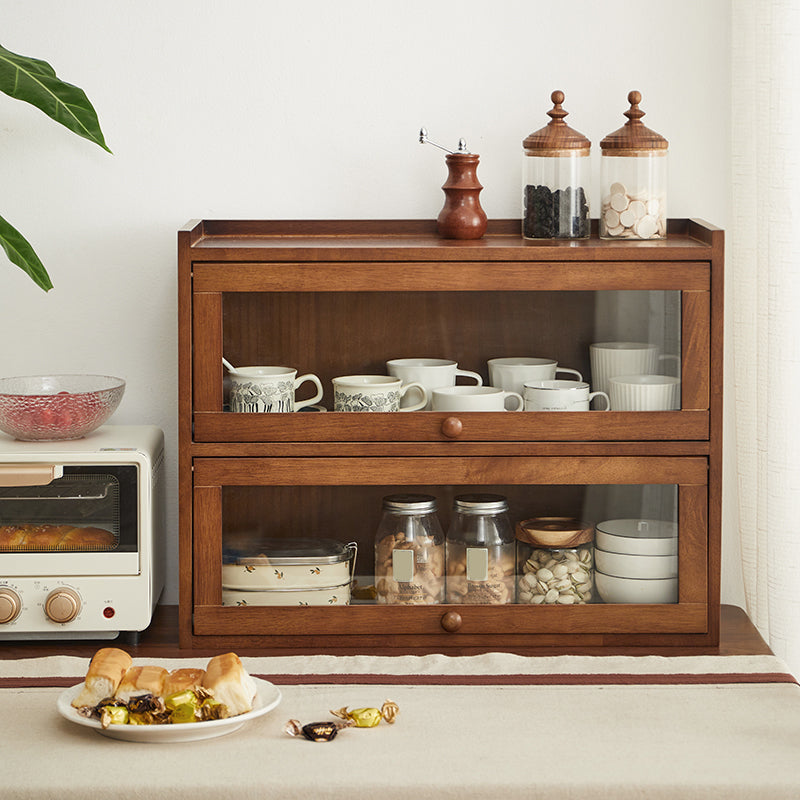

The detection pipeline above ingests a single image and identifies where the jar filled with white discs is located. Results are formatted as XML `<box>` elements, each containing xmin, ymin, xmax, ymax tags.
<box><xmin>516</xmin><ymin>517</ymin><xmax>595</xmax><ymax>605</ymax></box>
<box><xmin>599</xmin><ymin>91</ymin><xmax>668</xmax><ymax>240</ymax></box>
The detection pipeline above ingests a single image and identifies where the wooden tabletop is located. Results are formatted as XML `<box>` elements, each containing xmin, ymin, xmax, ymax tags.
<box><xmin>0</xmin><ymin>604</ymin><xmax>771</xmax><ymax>660</ymax></box>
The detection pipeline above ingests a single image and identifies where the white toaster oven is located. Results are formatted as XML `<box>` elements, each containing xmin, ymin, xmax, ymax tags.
<box><xmin>0</xmin><ymin>425</ymin><xmax>165</xmax><ymax>640</ymax></box>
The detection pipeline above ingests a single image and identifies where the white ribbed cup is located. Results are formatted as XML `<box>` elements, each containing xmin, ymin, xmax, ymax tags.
<box><xmin>589</xmin><ymin>342</ymin><xmax>660</xmax><ymax>395</ymax></box>
<box><xmin>608</xmin><ymin>375</ymin><xmax>681</xmax><ymax>411</ymax></box>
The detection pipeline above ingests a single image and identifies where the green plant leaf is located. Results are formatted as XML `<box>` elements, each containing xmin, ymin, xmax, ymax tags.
<box><xmin>0</xmin><ymin>214</ymin><xmax>53</xmax><ymax>291</ymax></box>
<box><xmin>0</xmin><ymin>43</ymin><xmax>111</xmax><ymax>152</ymax></box>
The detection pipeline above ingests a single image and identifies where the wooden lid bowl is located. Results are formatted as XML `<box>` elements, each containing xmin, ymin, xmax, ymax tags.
<box><xmin>516</xmin><ymin>516</ymin><xmax>594</xmax><ymax>548</ymax></box>
<box><xmin>523</xmin><ymin>90</ymin><xmax>591</xmax><ymax>157</ymax></box>
<box><xmin>600</xmin><ymin>90</ymin><xmax>668</xmax><ymax>153</ymax></box>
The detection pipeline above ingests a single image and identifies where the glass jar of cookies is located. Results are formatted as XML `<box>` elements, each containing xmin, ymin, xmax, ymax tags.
<box><xmin>599</xmin><ymin>91</ymin><xmax>668</xmax><ymax>240</ymax></box>
<box><xmin>516</xmin><ymin>517</ymin><xmax>594</xmax><ymax>604</ymax></box>
<box><xmin>446</xmin><ymin>494</ymin><xmax>515</xmax><ymax>604</ymax></box>
<box><xmin>374</xmin><ymin>494</ymin><xmax>444</xmax><ymax>605</ymax></box>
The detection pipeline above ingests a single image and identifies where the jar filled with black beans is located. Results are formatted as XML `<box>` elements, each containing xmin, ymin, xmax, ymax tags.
<box><xmin>522</xmin><ymin>90</ymin><xmax>591</xmax><ymax>240</ymax></box>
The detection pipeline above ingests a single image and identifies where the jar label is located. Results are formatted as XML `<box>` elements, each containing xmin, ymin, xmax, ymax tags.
<box><xmin>466</xmin><ymin>547</ymin><xmax>489</xmax><ymax>582</ymax></box>
<box><xmin>392</xmin><ymin>549</ymin><xmax>415</xmax><ymax>583</ymax></box>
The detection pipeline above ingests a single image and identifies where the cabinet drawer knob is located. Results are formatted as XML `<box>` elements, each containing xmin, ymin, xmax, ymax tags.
<box><xmin>441</xmin><ymin>416</ymin><xmax>463</xmax><ymax>438</ymax></box>
<box><xmin>441</xmin><ymin>610</ymin><xmax>463</xmax><ymax>632</ymax></box>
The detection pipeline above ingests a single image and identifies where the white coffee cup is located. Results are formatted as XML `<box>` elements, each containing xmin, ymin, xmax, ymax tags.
<box><xmin>589</xmin><ymin>342</ymin><xmax>679</xmax><ymax>396</ymax></box>
<box><xmin>523</xmin><ymin>380</ymin><xmax>610</xmax><ymax>412</ymax></box>
<box><xmin>229</xmin><ymin>366</ymin><xmax>323</xmax><ymax>413</ymax></box>
<box><xmin>431</xmin><ymin>385</ymin><xmax>524</xmax><ymax>412</ymax></box>
<box><xmin>488</xmin><ymin>357</ymin><xmax>582</xmax><ymax>396</ymax></box>
<box><xmin>608</xmin><ymin>374</ymin><xmax>681</xmax><ymax>411</ymax></box>
<box><xmin>386</xmin><ymin>358</ymin><xmax>482</xmax><ymax>410</ymax></box>
<box><xmin>332</xmin><ymin>375</ymin><xmax>428</xmax><ymax>412</ymax></box>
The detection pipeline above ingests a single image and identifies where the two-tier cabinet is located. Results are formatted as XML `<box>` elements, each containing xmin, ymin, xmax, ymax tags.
<box><xmin>178</xmin><ymin>218</ymin><xmax>724</xmax><ymax>653</ymax></box>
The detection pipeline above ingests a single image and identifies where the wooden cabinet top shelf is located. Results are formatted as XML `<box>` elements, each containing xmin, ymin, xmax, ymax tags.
<box><xmin>179</xmin><ymin>218</ymin><xmax>722</xmax><ymax>263</ymax></box>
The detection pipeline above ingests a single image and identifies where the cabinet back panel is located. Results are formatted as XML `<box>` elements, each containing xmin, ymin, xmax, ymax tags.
<box><xmin>223</xmin><ymin>291</ymin><xmax>597</xmax><ymax>386</ymax></box>
<box><xmin>221</xmin><ymin>484</ymin><xmax>678</xmax><ymax>577</ymax></box>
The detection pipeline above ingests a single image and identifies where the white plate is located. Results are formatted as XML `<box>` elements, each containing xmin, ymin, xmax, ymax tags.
<box><xmin>57</xmin><ymin>677</ymin><xmax>281</xmax><ymax>742</ymax></box>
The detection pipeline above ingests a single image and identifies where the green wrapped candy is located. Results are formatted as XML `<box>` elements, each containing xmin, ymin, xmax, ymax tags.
<box><xmin>345</xmin><ymin>707</ymin><xmax>383</xmax><ymax>728</ymax></box>
<box><xmin>100</xmin><ymin>705</ymin><xmax>129</xmax><ymax>728</ymax></box>
<box><xmin>165</xmin><ymin>690</ymin><xmax>200</xmax><ymax>723</ymax></box>
<box><xmin>330</xmin><ymin>700</ymin><xmax>399</xmax><ymax>727</ymax></box>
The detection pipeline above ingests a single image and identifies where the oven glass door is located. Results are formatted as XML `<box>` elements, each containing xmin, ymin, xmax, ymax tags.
<box><xmin>0</xmin><ymin>465</ymin><xmax>139</xmax><ymax>576</ymax></box>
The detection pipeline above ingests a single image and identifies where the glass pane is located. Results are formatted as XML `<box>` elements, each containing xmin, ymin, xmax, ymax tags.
<box><xmin>220</xmin><ymin>483</ymin><xmax>678</xmax><ymax>606</ymax></box>
<box><xmin>221</xmin><ymin>290</ymin><xmax>682</xmax><ymax>412</ymax></box>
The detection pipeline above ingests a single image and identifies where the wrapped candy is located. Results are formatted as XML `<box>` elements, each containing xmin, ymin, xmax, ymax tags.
<box><xmin>99</xmin><ymin>704</ymin><xmax>129</xmax><ymax>728</ymax></box>
<box><xmin>330</xmin><ymin>700</ymin><xmax>399</xmax><ymax>727</ymax></box>
<box><xmin>165</xmin><ymin>690</ymin><xmax>199</xmax><ymax>724</ymax></box>
<box><xmin>284</xmin><ymin>719</ymin><xmax>352</xmax><ymax>742</ymax></box>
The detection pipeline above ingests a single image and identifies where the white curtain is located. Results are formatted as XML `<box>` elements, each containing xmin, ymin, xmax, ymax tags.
<box><xmin>732</xmin><ymin>0</ymin><xmax>800</xmax><ymax>674</ymax></box>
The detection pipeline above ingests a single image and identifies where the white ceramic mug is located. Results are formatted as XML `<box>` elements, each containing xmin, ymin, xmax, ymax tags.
<box><xmin>589</xmin><ymin>342</ymin><xmax>680</xmax><ymax>396</ymax></box>
<box><xmin>431</xmin><ymin>385</ymin><xmax>524</xmax><ymax>412</ymax></box>
<box><xmin>229</xmin><ymin>366</ymin><xmax>323</xmax><ymax>413</ymax></box>
<box><xmin>523</xmin><ymin>380</ymin><xmax>610</xmax><ymax>412</ymax></box>
<box><xmin>386</xmin><ymin>358</ymin><xmax>482</xmax><ymax>410</ymax></box>
<box><xmin>488</xmin><ymin>357</ymin><xmax>582</xmax><ymax>397</ymax></box>
<box><xmin>608</xmin><ymin>374</ymin><xmax>681</xmax><ymax>411</ymax></box>
<box><xmin>332</xmin><ymin>375</ymin><xmax>428</xmax><ymax>412</ymax></box>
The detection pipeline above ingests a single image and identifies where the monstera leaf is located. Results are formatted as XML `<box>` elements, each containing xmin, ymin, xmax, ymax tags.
<box><xmin>0</xmin><ymin>43</ymin><xmax>110</xmax><ymax>290</ymax></box>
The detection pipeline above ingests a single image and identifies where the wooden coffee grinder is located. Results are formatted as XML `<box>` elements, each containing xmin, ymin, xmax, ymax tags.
<box><xmin>419</xmin><ymin>127</ymin><xmax>488</xmax><ymax>240</ymax></box>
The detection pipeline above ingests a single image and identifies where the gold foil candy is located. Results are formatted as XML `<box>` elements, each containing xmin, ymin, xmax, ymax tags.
<box><xmin>381</xmin><ymin>699</ymin><xmax>399</xmax><ymax>724</ymax></box>
<box><xmin>165</xmin><ymin>690</ymin><xmax>200</xmax><ymax>723</ymax></box>
<box><xmin>99</xmin><ymin>705</ymin><xmax>129</xmax><ymax>729</ymax></box>
<box><xmin>331</xmin><ymin>699</ymin><xmax>399</xmax><ymax>727</ymax></box>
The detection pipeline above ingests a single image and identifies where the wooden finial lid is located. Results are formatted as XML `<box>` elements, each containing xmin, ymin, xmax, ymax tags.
<box><xmin>523</xmin><ymin>90</ymin><xmax>591</xmax><ymax>155</ymax></box>
<box><xmin>600</xmin><ymin>90</ymin><xmax>668</xmax><ymax>151</ymax></box>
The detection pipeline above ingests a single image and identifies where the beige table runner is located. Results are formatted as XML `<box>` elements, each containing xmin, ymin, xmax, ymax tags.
<box><xmin>0</xmin><ymin>651</ymin><xmax>796</xmax><ymax>687</ymax></box>
<box><xmin>2</xmin><ymin>677</ymin><xmax>800</xmax><ymax>799</ymax></box>
<box><xmin>1</xmin><ymin>654</ymin><xmax>799</xmax><ymax>799</ymax></box>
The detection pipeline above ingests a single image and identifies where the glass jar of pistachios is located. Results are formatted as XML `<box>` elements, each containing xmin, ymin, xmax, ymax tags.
<box><xmin>516</xmin><ymin>517</ymin><xmax>594</xmax><ymax>604</ymax></box>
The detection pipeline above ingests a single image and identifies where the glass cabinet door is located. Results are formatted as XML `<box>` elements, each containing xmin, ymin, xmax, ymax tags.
<box><xmin>192</xmin><ymin>287</ymin><xmax>708</xmax><ymax>443</ymax></box>
<box><xmin>191</xmin><ymin>455</ymin><xmax>709</xmax><ymax>644</ymax></box>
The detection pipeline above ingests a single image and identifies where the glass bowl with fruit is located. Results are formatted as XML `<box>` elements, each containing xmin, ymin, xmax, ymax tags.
<box><xmin>0</xmin><ymin>374</ymin><xmax>125</xmax><ymax>441</ymax></box>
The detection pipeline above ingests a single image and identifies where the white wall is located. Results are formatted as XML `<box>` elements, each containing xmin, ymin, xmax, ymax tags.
<box><xmin>0</xmin><ymin>0</ymin><xmax>739</xmax><ymax>608</ymax></box>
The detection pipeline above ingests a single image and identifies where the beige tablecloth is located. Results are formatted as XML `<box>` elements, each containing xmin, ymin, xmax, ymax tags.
<box><xmin>1</xmin><ymin>653</ymin><xmax>799</xmax><ymax>799</ymax></box>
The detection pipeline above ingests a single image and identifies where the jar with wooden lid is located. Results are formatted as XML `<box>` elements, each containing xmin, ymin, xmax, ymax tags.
<box><xmin>374</xmin><ymin>494</ymin><xmax>445</xmax><ymax>605</ymax></box>
<box><xmin>516</xmin><ymin>517</ymin><xmax>594</xmax><ymax>604</ymax></box>
<box><xmin>446</xmin><ymin>494</ymin><xmax>515</xmax><ymax>604</ymax></box>
<box><xmin>599</xmin><ymin>90</ymin><xmax>668</xmax><ymax>240</ymax></box>
<box><xmin>522</xmin><ymin>90</ymin><xmax>591</xmax><ymax>240</ymax></box>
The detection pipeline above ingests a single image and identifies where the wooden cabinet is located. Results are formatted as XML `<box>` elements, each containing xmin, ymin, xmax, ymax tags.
<box><xmin>178</xmin><ymin>218</ymin><xmax>724</xmax><ymax>653</ymax></box>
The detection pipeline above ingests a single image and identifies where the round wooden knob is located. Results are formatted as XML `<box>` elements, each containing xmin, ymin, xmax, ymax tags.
<box><xmin>441</xmin><ymin>416</ymin><xmax>463</xmax><ymax>438</ymax></box>
<box><xmin>440</xmin><ymin>610</ymin><xmax>462</xmax><ymax>632</ymax></box>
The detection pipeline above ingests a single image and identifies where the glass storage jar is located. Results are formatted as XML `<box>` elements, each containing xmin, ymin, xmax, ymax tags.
<box><xmin>374</xmin><ymin>494</ymin><xmax>444</xmax><ymax>604</ymax></box>
<box><xmin>446</xmin><ymin>493</ymin><xmax>515</xmax><ymax>604</ymax></box>
<box><xmin>599</xmin><ymin>91</ymin><xmax>668</xmax><ymax>240</ymax></box>
<box><xmin>522</xmin><ymin>90</ymin><xmax>591</xmax><ymax>240</ymax></box>
<box><xmin>516</xmin><ymin>517</ymin><xmax>594</xmax><ymax>604</ymax></box>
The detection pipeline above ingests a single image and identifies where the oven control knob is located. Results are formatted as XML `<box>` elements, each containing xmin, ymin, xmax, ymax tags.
<box><xmin>0</xmin><ymin>588</ymin><xmax>21</xmax><ymax>624</ymax></box>
<box><xmin>44</xmin><ymin>588</ymin><xmax>81</xmax><ymax>623</ymax></box>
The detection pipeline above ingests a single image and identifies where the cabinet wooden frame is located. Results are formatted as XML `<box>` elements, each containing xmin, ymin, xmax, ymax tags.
<box><xmin>178</xmin><ymin>218</ymin><xmax>724</xmax><ymax>653</ymax></box>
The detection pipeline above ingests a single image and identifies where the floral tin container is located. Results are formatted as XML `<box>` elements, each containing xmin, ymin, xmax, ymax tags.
<box><xmin>222</xmin><ymin>538</ymin><xmax>357</xmax><ymax>604</ymax></box>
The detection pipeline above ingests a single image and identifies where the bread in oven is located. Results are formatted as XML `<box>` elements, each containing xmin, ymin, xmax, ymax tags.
<box><xmin>0</xmin><ymin>523</ymin><xmax>115</xmax><ymax>551</ymax></box>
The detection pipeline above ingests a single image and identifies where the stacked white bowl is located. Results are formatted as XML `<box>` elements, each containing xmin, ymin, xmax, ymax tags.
<box><xmin>593</xmin><ymin>519</ymin><xmax>678</xmax><ymax>603</ymax></box>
